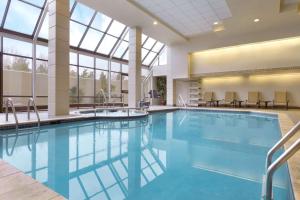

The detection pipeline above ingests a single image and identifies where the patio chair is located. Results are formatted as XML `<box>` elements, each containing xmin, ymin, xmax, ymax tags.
<box><xmin>223</xmin><ymin>91</ymin><xmax>236</xmax><ymax>107</ymax></box>
<box><xmin>245</xmin><ymin>91</ymin><xmax>260</xmax><ymax>107</ymax></box>
<box><xmin>199</xmin><ymin>92</ymin><xmax>214</xmax><ymax>106</ymax></box>
<box><xmin>273</xmin><ymin>91</ymin><xmax>289</xmax><ymax>109</ymax></box>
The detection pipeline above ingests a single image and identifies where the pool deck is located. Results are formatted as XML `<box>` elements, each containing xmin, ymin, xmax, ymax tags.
<box><xmin>0</xmin><ymin>106</ymin><xmax>300</xmax><ymax>199</ymax></box>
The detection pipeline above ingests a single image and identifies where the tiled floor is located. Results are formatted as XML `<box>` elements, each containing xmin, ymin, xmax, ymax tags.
<box><xmin>0</xmin><ymin>106</ymin><xmax>299</xmax><ymax>200</ymax></box>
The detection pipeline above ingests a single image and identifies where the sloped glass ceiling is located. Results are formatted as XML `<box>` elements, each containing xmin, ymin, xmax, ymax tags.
<box><xmin>0</xmin><ymin>0</ymin><xmax>165</xmax><ymax>66</ymax></box>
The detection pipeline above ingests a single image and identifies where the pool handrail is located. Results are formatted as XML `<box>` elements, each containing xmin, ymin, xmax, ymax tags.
<box><xmin>178</xmin><ymin>94</ymin><xmax>187</xmax><ymax>108</ymax></box>
<box><xmin>265</xmin><ymin>121</ymin><xmax>300</xmax><ymax>169</ymax></box>
<box><xmin>5</xmin><ymin>98</ymin><xmax>19</xmax><ymax>130</ymax></box>
<box><xmin>263</xmin><ymin>121</ymin><xmax>300</xmax><ymax>200</ymax></box>
<box><xmin>27</xmin><ymin>98</ymin><xmax>41</xmax><ymax>127</ymax></box>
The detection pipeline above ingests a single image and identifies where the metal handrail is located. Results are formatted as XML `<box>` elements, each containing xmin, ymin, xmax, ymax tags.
<box><xmin>178</xmin><ymin>94</ymin><xmax>187</xmax><ymax>108</ymax></box>
<box><xmin>262</xmin><ymin>121</ymin><xmax>300</xmax><ymax>200</ymax></box>
<box><xmin>99</xmin><ymin>89</ymin><xmax>108</xmax><ymax>107</ymax></box>
<box><xmin>265</xmin><ymin>121</ymin><xmax>300</xmax><ymax>169</ymax></box>
<box><xmin>27</xmin><ymin>98</ymin><xmax>40</xmax><ymax>127</ymax></box>
<box><xmin>5</xmin><ymin>98</ymin><xmax>19</xmax><ymax>130</ymax></box>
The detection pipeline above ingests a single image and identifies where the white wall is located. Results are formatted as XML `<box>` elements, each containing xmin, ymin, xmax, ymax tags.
<box><xmin>190</xmin><ymin>37</ymin><xmax>300</xmax><ymax>76</ymax></box>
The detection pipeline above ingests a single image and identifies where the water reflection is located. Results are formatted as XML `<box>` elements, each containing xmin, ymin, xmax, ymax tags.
<box><xmin>0</xmin><ymin>112</ymin><xmax>291</xmax><ymax>200</ymax></box>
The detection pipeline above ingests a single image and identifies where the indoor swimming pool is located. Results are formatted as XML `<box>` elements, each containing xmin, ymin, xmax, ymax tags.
<box><xmin>0</xmin><ymin>110</ymin><xmax>294</xmax><ymax>200</ymax></box>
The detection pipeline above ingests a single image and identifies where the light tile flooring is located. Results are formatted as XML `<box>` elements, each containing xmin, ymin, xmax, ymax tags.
<box><xmin>0</xmin><ymin>106</ymin><xmax>299</xmax><ymax>200</ymax></box>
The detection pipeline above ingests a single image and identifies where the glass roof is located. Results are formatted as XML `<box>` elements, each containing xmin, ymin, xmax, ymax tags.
<box><xmin>0</xmin><ymin>0</ymin><xmax>165</xmax><ymax>66</ymax></box>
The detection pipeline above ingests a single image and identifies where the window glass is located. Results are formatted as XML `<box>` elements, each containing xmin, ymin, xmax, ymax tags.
<box><xmin>113</xmin><ymin>41</ymin><xmax>128</xmax><ymax>58</ymax></box>
<box><xmin>96</xmin><ymin>58</ymin><xmax>108</xmax><ymax>70</ymax></box>
<box><xmin>107</xmin><ymin>20</ymin><xmax>125</xmax><ymax>37</ymax></box>
<box><xmin>122</xmin><ymin>75</ymin><xmax>128</xmax><ymax>91</ymax></box>
<box><xmin>80</xmin><ymin>28</ymin><xmax>103</xmax><ymax>51</ymax></box>
<box><xmin>111</xmin><ymin>62</ymin><xmax>120</xmax><ymax>72</ymax></box>
<box><xmin>69</xmin><ymin>0</ymin><xmax>75</xmax><ymax>10</ymax></box>
<box><xmin>111</xmin><ymin>72</ymin><xmax>121</xmax><ymax>94</ymax></box>
<box><xmin>143</xmin><ymin>37</ymin><xmax>156</xmax><ymax>50</ymax></box>
<box><xmin>79</xmin><ymin>54</ymin><xmax>94</xmax><ymax>67</ymax></box>
<box><xmin>71</xmin><ymin>3</ymin><xmax>94</xmax><ymax>25</ymax></box>
<box><xmin>142</xmin><ymin>48</ymin><xmax>149</xmax><ymax>60</ymax></box>
<box><xmin>91</xmin><ymin>13</ymin><xmax>112</xmax><ymax>32</ymax></box>
<box><xmin>4</xmin><ymin>37</ymin><xmax>32</xmax><ymax>57</ymax></box>
<box><xmin>38</xmin><ymin>12</ymin><xmax>48</xmax><ymax>39</ymax></box>
<box><xmin>143</xmin><ymin>51</ymin><xmax>157</xmax><ymax>66</ymax></box>
<box><xmin>36</xmin><ymin>45</ymin><xmax>48</xmax><ymax>60</ymax></box>
<box><xmin>36</xmin><ymin>60</ymin><xmax>48</xmax><ymax>105</ymax></box>
<box><xmin>70</xmin><ymin>21</ymin><xmax>87</xmax><ymax>46</ymax></box>
<box><xmin>124</xmin><ymin>32</ymin><xmax>129</xmax><ymax>42</ymax></box>
<box><xmin>25</xmin><ymin>0</ymin><xmax>45</xmax><ymax>7</ymax></box>
<box><xmin>0</xmin><ymin>0</ymin><xmax>8</xmax><ymax>24</ymax></box>
<box><xmin>97</xmin><ymin>34</ymin><xmax>117</xmax><ymax>55</ymax></box>
<box><xmin>4</xmin><ymin>0</ymin><xmax>41</xmax><ymax>35</ymax></box>
<box><xmin>69</xmin><ymin>65</ymin><xmax>78</xmax><ymax>103</ymax></box>
<box><xmin>96</xmin><ymin>70</ymin><xmax>108</xmax><ymax>99</ymax></box>
<box><xmin>142</xmin><ymin>34</ymin><xmax>147</xmax><ymax>44</ymax></box>
<box><xmin>123</xmin><ymin>50</ymin><xmax>129</xmax><ymax>60</ymax></box>
<box><xmin>79</xmin><ymin>67</ymin><xmax>94</xmax><ymax>102</ymax></box>
<box><xmin>70</xmin><ymin>52</ymin><xmax>77</xmax><ymax>65</ymax></box>
<box><xmin>3</xmin><ymin>55</ymin><xmax>32</xmax><ymax>103</ymax></box>
<box><xmin>122</xmin><ymin>64</ymin><xmax>128</xmax><ymax>73</ymax></box>
<box><xmin>142</xmin><ymin>68</ymin><xmax>149</xmax><ymax>78</ymax></box>
<box><xmin>152</xmin><ymin>42</ymin><xmax>164</xmax><ymax>53</ymax></box>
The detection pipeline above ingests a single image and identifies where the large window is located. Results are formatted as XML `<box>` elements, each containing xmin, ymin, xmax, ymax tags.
<box><xmin>0</xmin><ymin>0</ymin><xmax>165</xmax><ymax>109</ymax></box>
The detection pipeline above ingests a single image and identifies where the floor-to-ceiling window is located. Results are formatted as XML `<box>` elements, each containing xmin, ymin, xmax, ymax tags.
<box><xmin>0</xmin><ymin>0</ymin><xmax>165</xmax><ymax>110</ymax></box>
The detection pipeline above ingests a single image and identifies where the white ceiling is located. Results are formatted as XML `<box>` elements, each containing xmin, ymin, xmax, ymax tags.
<box><xmin>131</xmin><ymin>0</ymin><xmax>232</xmax><ymax>37</ymax></box>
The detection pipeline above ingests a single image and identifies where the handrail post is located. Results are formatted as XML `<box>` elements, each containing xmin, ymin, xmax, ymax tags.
<box><xmin>5</xmin><ymin>98</ymin><xmax>19</xmax><ymax>130</ymax></box>
<box><xmin>265</xmin><ymin>121</ymin><xmax>300</xmax><ymax>170</ymax></box>
<box><xmin>27</xmin><ymin>98</ymin><xmax>40</xmax><ymax>127</ymax></box>
<box><xmin>264</xmin><ymin>138</ymin><xmax>300</xmax><ymax>200</ymax></box>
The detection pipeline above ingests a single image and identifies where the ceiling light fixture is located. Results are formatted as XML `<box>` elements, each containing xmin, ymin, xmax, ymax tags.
<box><xmin>254</xmin><ymin>18</ymin><xmax>260</xmax><ymax>22</ymax></box>
<box><xmin>214</xmin><ymin>21</ymin><xmax>219</xmax><ymax>25</ymax></box>
<box><xmin>153</xmin><ymin>21</ymin><xmax>158</xmax><ymax>25</ymax></box>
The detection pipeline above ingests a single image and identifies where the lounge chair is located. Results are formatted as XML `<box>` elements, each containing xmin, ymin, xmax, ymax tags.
<box><xmin>223</xmin><ymin>91</ymin><xmax>236</xmax><ymax>107</ymax></box>
<box><xmin>245</xmin><ymin>91</ymin><xmax>260</xmax><ymax>108</ymax></box>
<box><xmin>273</xmin><ymin>91</ymin><xmax>289</xmax><ymax>109</ymax></box>
<box><xmin>199</xmin><ymin>92</ymin><xmax>214</xmax><ymax>106</ymax></box>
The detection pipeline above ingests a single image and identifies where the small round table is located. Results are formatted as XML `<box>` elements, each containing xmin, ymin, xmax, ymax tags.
<box><xmin>261</xmin><ymin>100</ymin><xmax>272</xmax><ymax>108</ymax></box>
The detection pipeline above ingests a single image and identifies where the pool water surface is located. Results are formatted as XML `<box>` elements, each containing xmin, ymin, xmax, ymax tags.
<box><xmin>0</xmin><ymin>110</ymin><xmax>294</xmax><ymax>200</ymax></box>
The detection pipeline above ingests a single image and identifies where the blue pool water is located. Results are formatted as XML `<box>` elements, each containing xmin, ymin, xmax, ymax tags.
<box><xmin>0</xmin><ymin>110</ymin><xmax>294</xmax><ymax>200</ymax></box>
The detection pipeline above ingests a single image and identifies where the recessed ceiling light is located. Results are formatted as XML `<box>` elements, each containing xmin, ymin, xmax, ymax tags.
<box><xmin>214</xmin><ymin>21</ymin><xmax>219</xmax><ymax>25</ymax></box>
<box><xmin>153</xmin><ymin>21</ymin><xmax>158</xmax><ymax>25</ymax></box>
<box><xmin>254</xmin><ymin>18</ymin><xmax>260</xmax><ymax>22</ymax></box>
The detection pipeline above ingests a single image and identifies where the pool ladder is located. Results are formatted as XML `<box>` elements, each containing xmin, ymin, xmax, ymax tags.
<box><xmin>5</xmin><ymin>98</ymin><xmax>19</xmax><ymax>130</ymax></box>
<box><xmin>262</xmin><ymin>121</ymin><xmax>300</xmax><ymax>200</ymax></box>
<box><xmin>5</xmin><ymin>98</ymin><xmax>40</xmax><ymax>130</ymax></box>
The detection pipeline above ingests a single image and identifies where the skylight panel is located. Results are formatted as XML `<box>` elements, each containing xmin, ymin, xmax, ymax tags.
<box><xmin>71</xmin><ymin>3</ymin><xmax>94</xmax><ymax>25</ymax></box>
<box><xmin>80</xmin><ymin>28</ymin><xmax>104</xmax><ymax>51</ymax></box>
<box><xmin>142</xmin><ymin>48</ymin><xmax>149</xmax><ymax>60</ymax></box>
<box><xmin>152</xmin><ymin>42</ymin><xmax>164</xmax><ymax>53</ymax></box>
<box><xmin>23</xmin><ymin>0</ymin><xmax>45</xmax><ymax>7</ymax></box>
<box><xmin>122</xmin><ymin>50</ymin><xmax>129</xmax><ymax>60</ymax></box>
<box><xmin>91</xmin><ymin>13</ymin><xmax>112</xmax><ymax>32</ymax></box>
<box><xmin>143</xmin><ymin>37</ymin><xmax>156</xmax><ymax>49</ymax></box>
<box><xmin>97</xmin><ymin>34</ymin><xmax>117</xmax><ymax>55</ymax></box>
<box><xmin>70</xmin><ymin>21</ymin><xmax>87</xmax><ymax>47</ymax></box>
<box><xmin>143</xmin><ymin>51</ymin><xmax>157</xmax><ymax>66</ymax></box>
<box><xmin>38</xmin><ymin>12</ymin><xmax>48</xmax><ymax>39</ymax></box>
<box><xmin>0</xmin><ymin>0</ymin><xmax>8</xmax><ymax>24</ymax></box>
<box><xmin>107</xmin><ymin>20</ymin><xmax>126</xmax><ymax>37</ymax></box>
<box><xmin>113</xmin><ymin>41</ymin><xmax>128</xmax><ymax>58</ymax></box>
<box><xmin>4</xmin><ymin>0</ymin><xmax>41</xmax><ymax>35</ymax></box>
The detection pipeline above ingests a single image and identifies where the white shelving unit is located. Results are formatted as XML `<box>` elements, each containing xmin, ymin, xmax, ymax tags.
<box><xmin>188</xmin><ymin>80</ymin><xmax>201</xmax><ymax>107</ymax></box>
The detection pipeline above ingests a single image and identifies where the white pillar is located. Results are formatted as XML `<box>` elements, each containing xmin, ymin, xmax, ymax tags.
<box><xmin>48</xmin><ymin>0</ymin><xmax>70</xmax><ymax>116</ymax></box>
<box><xmin>167</xmin><ymin>76</ymin><xmax>175</xmax><ymax>106</ymax></box>
<box><xmin>128</xmin><ymin>27</ymin><xmax>142</xmax><ymax>108</ymax></box>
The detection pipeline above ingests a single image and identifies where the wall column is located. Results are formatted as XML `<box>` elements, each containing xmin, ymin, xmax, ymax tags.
<box><xmin>128</xmin><ymin>27</ymin><xmax>142</xmax><ymax>107</ymax></box>
<box><xmin>167</xmin><ymin>76</ymin><xmax>175</xmax><ymax>106</ymax></box>
<box><xmin>48</xmin><ymin>0</ymin><xmax>69</xmax><ymax>116</ymax></box>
